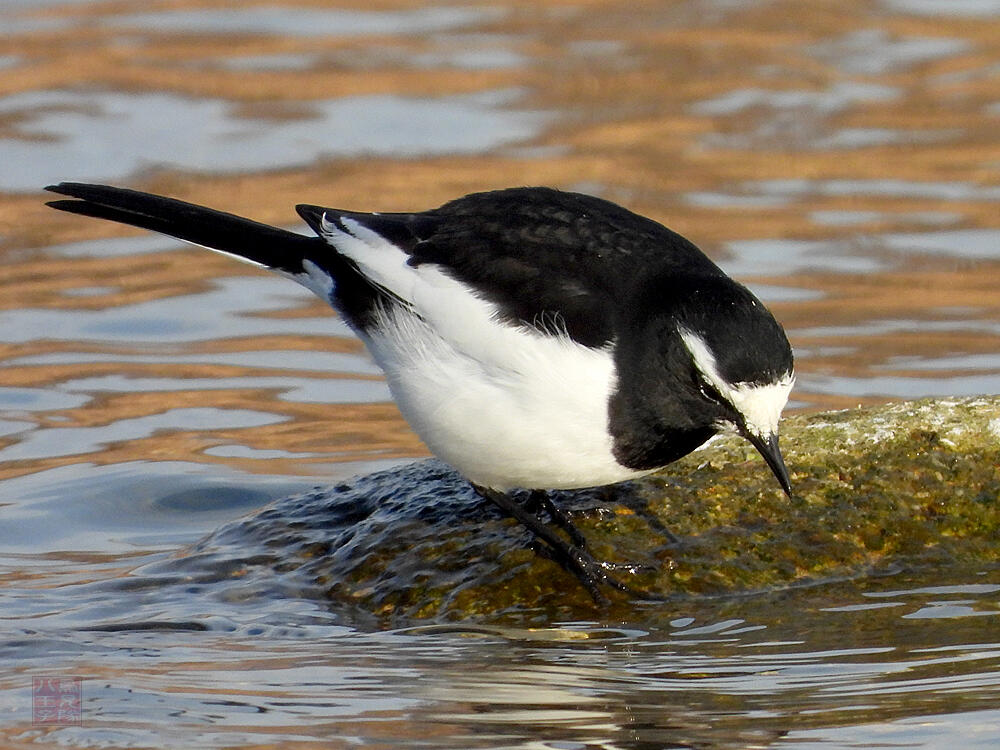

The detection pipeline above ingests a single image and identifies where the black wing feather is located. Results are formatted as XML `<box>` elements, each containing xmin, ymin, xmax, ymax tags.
<box><xmin>300</xmin><ymin>187</ymin><xmax>723</xmax><ymax>348</ymax></box>
<box><xmin>48</xmin><ymin>183</ymin><xmax>724</xmax><ymax>348</ymax></box>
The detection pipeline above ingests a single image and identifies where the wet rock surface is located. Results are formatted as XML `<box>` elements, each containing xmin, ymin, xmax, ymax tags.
<box><xmin>162</xmin><ymin>396</ymin><xmax>1000</xmax><ymax>627</ymax></box>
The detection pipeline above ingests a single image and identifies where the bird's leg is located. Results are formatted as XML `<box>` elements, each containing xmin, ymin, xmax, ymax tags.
<box><xmin>476</xmin><ymin>485</ymin><xmax>608</xmax><ymax>603</ymax></box>
<box><xmin>529</xmin><ymin>490</ymin><xmax>657</xmax><ymax>575</ymax></box>
<box><xmin>473</xmin><ymin>485</ymin><xmax>660</xmax><ymax>603</ymax></box>
<box><xmin>525</xmin><ymin>489</ymin><xmax>588</xmax><ymax>548</ymax></box>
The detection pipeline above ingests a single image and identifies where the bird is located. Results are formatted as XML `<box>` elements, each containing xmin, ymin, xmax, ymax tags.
<box><xmin>45</xmin><ymin>182</ymin><xmax>795</xmax><ymax>602</ymax></box>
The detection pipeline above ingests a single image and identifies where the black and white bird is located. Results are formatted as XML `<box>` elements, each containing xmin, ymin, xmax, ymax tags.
<box><xmin>45</xmin><ymin>183</ymin><xmax>795</xmax><ymax>600</ymax></box>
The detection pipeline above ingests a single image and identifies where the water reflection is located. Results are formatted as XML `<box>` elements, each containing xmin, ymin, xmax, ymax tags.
<box><xmin>1</xmin><ymin>553</ymin><xmax>996</xmax><ymax>748</ymax></box>
<box><xmin>0</xmin><ymin>275</ymin><xmax>349</xmax><ymax>344</ymax></box>
<box><xmin>0</xmin><ymin>89</ymin><xmax>547</xmax><ymax>192</ymax></box>
<box><xmin>882</xmin><ymin>0</ymin><xmax>1000</xmax><ymax>16</ymax></box>
<box><xmin>8</xmin><ymin>349</ymin><xmax>380</xmax><ymax>375</ymax></box>
<box><xmin>0</xmin><ymin>406</ymin><xmax>288</xmax><ymax>463</ymax></box>
<box><xmin>0</xmin><ymin>461</ymin><xmax>315</xmax><ymax>553</ymax></box>
<box><xmin>103</xmin><ymin>6</ymin><xmax>496</xmax><ymax>38</ymax></box>
<box><xmin>692</xmin><ymin>82</ymin><xmax>901</xmax><ymax>117</ymax></box>
<box><xmin>810</xmin><ymin>29</ymin><xmax>970</xmax><ymax>74</ymax></box>
<box><xmin>1</xmin><ymin>0</ymin><xmax>999</xmax><ymax>745</ymax></box>
<box><xmin>881</xmin><ymin>228</ymin><xmax>1000</xmax><ymax>259</ymax></box>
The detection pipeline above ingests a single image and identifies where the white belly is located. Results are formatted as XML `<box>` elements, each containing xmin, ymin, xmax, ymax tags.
<box><xmin>363</xmin><ymin>306</ymin><xmax>644</xmax><ymax>491</ymax></box>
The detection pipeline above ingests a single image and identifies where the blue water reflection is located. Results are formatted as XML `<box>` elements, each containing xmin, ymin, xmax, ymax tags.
<box><xmin>0</xmin><ymin>89</ymin><xmax>548</xmax><ymax>192</ymax></box>
<box><xmin>104</xmin><ymin>6</ymin><xmax>498</xmax><ymax>38</ymax></box>
<box><xmin>0</xmin><ymin>276</ymin><xmax>348</xmax><ymax>344</ymax></box>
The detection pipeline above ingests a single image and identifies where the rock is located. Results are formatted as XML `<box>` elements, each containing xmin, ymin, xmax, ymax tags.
<box><xmin>177</xmin><ymin>396</ymin><xmax>1000</xmax><ymax>626</ymax></box>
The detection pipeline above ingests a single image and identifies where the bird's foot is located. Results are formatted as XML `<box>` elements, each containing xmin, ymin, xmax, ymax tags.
<box><xmin>478</xmin><ymin>485</ymin><xmax>663</xmax><ymax>604</ymax></box>
<box><xmin>551</xmin><ymin>543</ymin><xmax>664</xmax><ymax>603</ymax></box>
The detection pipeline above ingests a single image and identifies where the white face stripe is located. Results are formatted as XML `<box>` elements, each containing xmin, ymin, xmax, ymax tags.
<box><xmin>727</xmin><ymin>378</ymin><xmax>795</xmax><ymax>439</ymax></box>
<box><xmin>679</xmin><ymin>327</ymin><xmax>794</xmax><ymax>438</ymax></box>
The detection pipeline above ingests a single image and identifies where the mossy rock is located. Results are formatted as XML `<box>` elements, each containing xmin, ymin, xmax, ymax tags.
<box><xmin>179</xmin><ymin>396</ymin><xmax>1000</xmax><ymax>626</ymax></box>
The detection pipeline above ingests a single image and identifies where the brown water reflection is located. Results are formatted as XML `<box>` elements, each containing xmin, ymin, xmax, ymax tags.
<box><xmin>3</xmin><ymin>2</ymin><xmax>998</xmax><ymax>454</ymax></box>
<box><xmin>1</xmin><ymin>0</ymin><xmax>999</xmax><ymax>746</ymax></box>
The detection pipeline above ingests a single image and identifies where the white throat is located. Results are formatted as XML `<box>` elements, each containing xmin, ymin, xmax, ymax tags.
<box><xmin>679</xmin><ymin>327</ymin><xmax>794</xmax><ymax>438</ymax></box>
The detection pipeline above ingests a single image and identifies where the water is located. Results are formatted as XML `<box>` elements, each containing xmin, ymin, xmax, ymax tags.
<box><xmin>0</xmin><ymin>89</ymin><xmax>547</xmax><ymax>192</ymax></box>
<box><xmin>1</xmin><ymin>0</ymin><xmax>999</xmax><ymax>746</ymax></box>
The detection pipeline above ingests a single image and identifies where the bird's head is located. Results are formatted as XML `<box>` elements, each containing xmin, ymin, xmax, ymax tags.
<box><xmin>676</xmin><ymin>324</ymin><xmax>794</xmax><ymax>495</ymax></box>
<box><xmin>612</xmin><ymin>271</ymin><xmax>794</xmax><ymax>495</ymax></box>
<box><xmin>671</xmin><ymin>278</ymin><xmax>795</xmax><ymax>495</ymax></box>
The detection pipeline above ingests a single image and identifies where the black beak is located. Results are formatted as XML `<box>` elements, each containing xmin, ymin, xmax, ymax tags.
<box><xmin>743</xmin><ymin>429</ymin><xmax>792</xmax><ymax>497</ymax></box>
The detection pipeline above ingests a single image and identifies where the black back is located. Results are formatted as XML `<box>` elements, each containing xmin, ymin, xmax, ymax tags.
<box><xmin>299</xmin><ymin>187</ymin><xmax>725</xmax><ymax>348</ymax></box>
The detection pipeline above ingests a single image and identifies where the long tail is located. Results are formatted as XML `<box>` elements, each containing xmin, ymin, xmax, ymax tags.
<box><xmin>45</xmin><ymin>182</ymin><xmax>324</xmax><ymax>275</ymax></box>
<box><xmin>44</xmin><ymin>182</ymin><xmax>399</xmax><ymax>330</ymax></box>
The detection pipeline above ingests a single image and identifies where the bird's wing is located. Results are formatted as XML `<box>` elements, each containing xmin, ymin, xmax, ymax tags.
<box><xmin>298</xmin><ymin>187</ymin><xmax>722</xmax><ymax>348</ymax></box>
<box><xmin>46</xmin><ymin>184</ymin><xmax>723</xmax><ymax>348</ymax></box>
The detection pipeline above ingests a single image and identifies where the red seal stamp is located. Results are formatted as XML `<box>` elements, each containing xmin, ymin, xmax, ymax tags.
<box><xmin>32</xmin><ymin>677</ymin><xmax>82</xmax><ymax>726</ymax></box>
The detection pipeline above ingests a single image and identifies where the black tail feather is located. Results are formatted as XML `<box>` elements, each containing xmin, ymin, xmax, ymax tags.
<box><xmin>45</xmin><ymin>182</ymin><xmax>397</xmax><ymax>332</ymax></box>
<box><xmin>45</xmin><ymin>182</ymin><xmax>322</xmax><ymax>274</ymax></box>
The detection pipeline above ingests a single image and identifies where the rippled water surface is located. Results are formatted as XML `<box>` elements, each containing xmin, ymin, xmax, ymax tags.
<box><xmin>1</xmin><ymin>0</ymin><xmax>999</xmax><ymax>746</ymax></box>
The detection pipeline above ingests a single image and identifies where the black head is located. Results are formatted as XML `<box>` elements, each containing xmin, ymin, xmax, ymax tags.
<box><xmin>610</xmin><ymin>271</ymin><xmax>794</xmax><ymax>494</ymax></box>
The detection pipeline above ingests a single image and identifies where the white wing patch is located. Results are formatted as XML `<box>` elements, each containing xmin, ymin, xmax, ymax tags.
<box><xmin>150</xmin><ymin>232</ymin><xmax>339</xmax><ymax>304</ymax></box>
<box><xmin>679</xmin><ymin>327</ymin><xmax>794</xmax><ymax>439</ymax></box>
<box><xmin>316</xmin><ymin>211</ymin><xmax>539</xmax><ymax>362</ymax></box>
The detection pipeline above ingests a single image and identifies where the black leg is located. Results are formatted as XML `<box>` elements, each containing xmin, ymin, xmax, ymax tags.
<box><xmin>524</xmin><ymin>490</ymin><xmax>656</xmax><ymax>574</ymax></box>
<box><xmin>526</xmin><ymin>489</ymin><xmax>588</xmax><ymax>548</ymax></box>
<box><xmin>473</xmin><ymin>485</ymin><xmax>661</xmax><ymax>604</ymax></box>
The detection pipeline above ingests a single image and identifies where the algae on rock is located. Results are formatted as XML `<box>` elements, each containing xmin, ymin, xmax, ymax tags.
<box><xmin>181</xmin><ymin>396</ymin><xmax>1000</xmax><ymax>625</ymax></box>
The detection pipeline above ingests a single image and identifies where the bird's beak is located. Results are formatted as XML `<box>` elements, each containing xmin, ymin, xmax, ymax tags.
<box><xmin>743</xmin><ymin>429</ymin><xmax>792</xmax><ymax>497</ymax></box>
